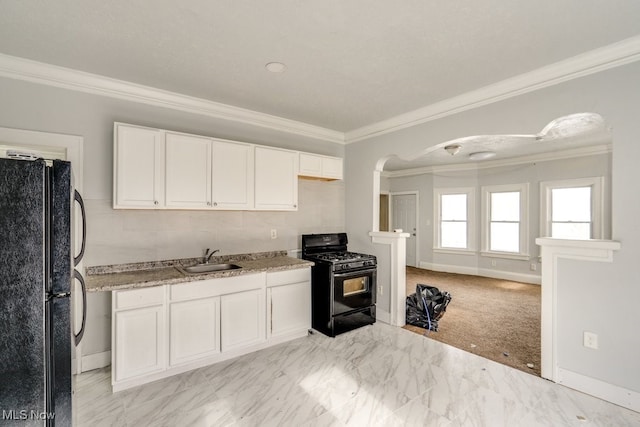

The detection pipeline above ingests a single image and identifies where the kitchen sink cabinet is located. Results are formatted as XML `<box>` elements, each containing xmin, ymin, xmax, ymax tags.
<box><xmin>169</xmin><ymin>296</ymin><xmax>220</xmax><ymax>366</ymax></box>
<box><xmin>165</xmin><ymin>132</ymin><xmax>212</xmax><ymax>209</ymax></box>
<box><xmin>113</xmin><ymin>270</ymin><xmax>311</xmax><ymax>391</ymax></box>
<box><xmin>254</xmin><ymin>146</ymin><xmax>299</xmax><ymax>211</ymax></box>
<box><xmin>113</xmin><ymin>123</ymin><xmax>164</xmax><ymax>208</ymax></box>
<box><xmin>267</xmin><ymin>269</ymin><xmax>311</xmax><ymax>339</ymax></box>
<box><xmin>299</xmin><ymin>153</ymin><xmax>343</xmax><ymax>180</ymax></box>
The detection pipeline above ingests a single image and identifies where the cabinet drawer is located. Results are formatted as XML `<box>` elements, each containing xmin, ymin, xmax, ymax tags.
<box><xmin>115</xmin><ymin>286</ymin><xmax>165</xmax><ymax>310</ymax></box>
<box><xmin>170</xmin><ymin>273</ymin><xmax>265</xmax><ymax>301</ymax></box>
<box><xmin>267</xmin><ymin>268</ymin><xmax>310</xmax><ymax>287</ymax></box>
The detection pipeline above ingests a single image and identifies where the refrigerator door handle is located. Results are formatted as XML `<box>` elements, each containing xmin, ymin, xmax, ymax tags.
<box><xmin>73</xmin><ymin>269</ymin><xmax>87</xmax><ymax>346</ymax></box>
<box><xmin>73</xmin><ymin>190</ymin><xmax>86</xmax><ymax>267</ymax></box>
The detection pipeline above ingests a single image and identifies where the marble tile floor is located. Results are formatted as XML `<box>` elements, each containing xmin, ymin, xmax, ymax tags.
<box><xmin>74</xmin><ymin>323</ymin><xmax>640</xmax><ymax>426</ymax></box>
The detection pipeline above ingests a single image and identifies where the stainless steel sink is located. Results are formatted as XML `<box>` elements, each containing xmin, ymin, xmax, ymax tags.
<box><xmin>177</xmin><ymin>263</ymin><xmax>242</xmax><ymax>274</ymax></box>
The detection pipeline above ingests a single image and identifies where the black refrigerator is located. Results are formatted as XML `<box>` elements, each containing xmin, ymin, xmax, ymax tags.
<box><xmin>0</xmin><ymin>158</ymin><xmax>87</xmax><ymax>426</ymax></box>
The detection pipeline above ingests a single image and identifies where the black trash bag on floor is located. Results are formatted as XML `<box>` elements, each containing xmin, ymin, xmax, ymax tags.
<box><xmin>406</xmin><ymin>284</ymin><xmax>452</xmax><ymax>331</ymax></box>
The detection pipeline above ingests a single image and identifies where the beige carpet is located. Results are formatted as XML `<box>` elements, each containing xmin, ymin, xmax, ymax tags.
<box><xmin>403</xmin><ymin>267</ymin><xmax>541</xmax><ymax>376</ymax></box>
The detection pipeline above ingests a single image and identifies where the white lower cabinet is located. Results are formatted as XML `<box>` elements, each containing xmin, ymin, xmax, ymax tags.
<box><xmin>267</xmin><ymin>269</ymin><xmax>311</xmax><ymax>339</ymax></box>
<box><xmin>220</xmin><ymin>289</ymin><xmax>265</xmax><ymax>351</ymax></box>
<box><xmin>113</xmin><ymin>304</ymin><xmax>165</xmax><ymax>383</ymax></box>
<box><xmin>169</xmin><ymin>296</ymin><xmax>220</xmax><ymax>366</ymax></box>
<box><xmin>112</xmin><ymin>268</ymin><xmax>309</xmax><ymax>391</ymax></box>
<box><xmin>268</xmin><ymin>282</ymin><xmax>311</xmax><ymax>338</ymax></box>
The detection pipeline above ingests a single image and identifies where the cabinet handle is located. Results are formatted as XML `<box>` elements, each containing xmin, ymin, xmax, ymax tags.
<box><xmin>154</xmin><ymin>200</ymin><xmax>158</xmax><ymax>206</ymax></box>
<box><xmin>213</xmin><ymin>202</ymin><xmax>218</xmax><ymax>207</ymax></box>
<box><xmin>207</xmin><ymin>201</ymin><xmax>211</xmax><ymax>206</ymax></box>
<box><xmin>293</xmin><ymin>204</ymin><xmax>297</xmax><ymax>208</ymax></box>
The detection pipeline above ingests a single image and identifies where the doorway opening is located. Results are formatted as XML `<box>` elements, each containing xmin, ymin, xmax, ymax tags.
<box><xmin>372</xmin><ymin>112</ymin><xmax>612</xmax><ymax>376</ymax></box>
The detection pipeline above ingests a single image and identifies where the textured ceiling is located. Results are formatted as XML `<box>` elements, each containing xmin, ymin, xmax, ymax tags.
<box><xmin>383</xmin><ymin>113</ymin><xmax>611</xmax><ymax>171</ymax></box>
<box><xmin>1</xmin><ymin>0</ymin><xmax>640</xmax><ymax>133</ymax></box>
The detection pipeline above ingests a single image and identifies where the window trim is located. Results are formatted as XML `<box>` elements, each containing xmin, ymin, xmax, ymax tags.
<box><xmin>539</xmin><ymin>177</ymin><xmax>604</xmax><ymax>240</ymax></box>
<box><xmin>481</xmin><ymin>183</ymin><xmax>529</xmax><ymax>257</ymax></box>
<box><xmin>434</xmin><ymin>187</ymin><xmax>476</xmax><ymax>252</ymax></box>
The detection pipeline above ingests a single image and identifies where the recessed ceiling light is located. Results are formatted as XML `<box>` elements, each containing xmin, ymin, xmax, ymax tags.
<box><xmin>265</xmin><ymin>62</ymin><xmax>286</xmax><ymax>73</ymax></box>
<box><xmin>469</xmin><ymin>151</ymin><xmax>496</xmax><ymax>161</ymax></box>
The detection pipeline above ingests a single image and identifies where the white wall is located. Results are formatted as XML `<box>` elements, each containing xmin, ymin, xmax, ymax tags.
<box><xmin>345</xmin><ymin>61</ymin><xmax>640</xmax><ymax>395</ymax></box>
<box><xmin>0</xmin><ymin>77</ymin><xmax>345</xmax><ymax>357</ymax></box>
<box><xmin>387</xmin><ymin>153</ymin><xmax>612</xmax><ymax>281</ymax></box>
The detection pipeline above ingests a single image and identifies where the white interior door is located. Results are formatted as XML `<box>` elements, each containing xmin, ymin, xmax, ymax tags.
<box><xmin>391</xmin><ymin>193</ymin><xmax>418</xmax><ymax>267</ymax></box>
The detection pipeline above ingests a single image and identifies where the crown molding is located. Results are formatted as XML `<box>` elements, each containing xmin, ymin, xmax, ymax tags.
<box><xmin>2</xmin><ymin>35</ymin><xmax>639</xmax><ymax>147</ymax></box>
<box><xmin>346</xmin><ymin>35</ymin><xmax>640</xmax><ymax>144</ymax></box>
<box><xmin>382</xmin><ymin>144</ymin><xmax>612</xmax><ymax>178</ymax></box>
<box><xmin>0</xmin><ymin>54</ymin><xmax>345</xmax><ymax>144</ymax></box>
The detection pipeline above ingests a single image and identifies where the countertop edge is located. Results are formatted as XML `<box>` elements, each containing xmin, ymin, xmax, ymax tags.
<box><xmin>86</xmin><ymin>257</ymin><xmax>314</xmax><ymax>292</ymax></box>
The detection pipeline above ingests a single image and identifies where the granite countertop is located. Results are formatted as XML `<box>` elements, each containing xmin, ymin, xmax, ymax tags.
<box><xmin>85</xmin><ymin>251</ymin><xmax>314</xmax><ymax>292</ymax></box>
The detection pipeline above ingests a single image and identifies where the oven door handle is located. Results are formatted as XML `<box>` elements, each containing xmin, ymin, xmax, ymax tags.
<box><xmin>333</xmin><ymin>269</ymin><xmax>376</xmax><ymax>278</ymax></box>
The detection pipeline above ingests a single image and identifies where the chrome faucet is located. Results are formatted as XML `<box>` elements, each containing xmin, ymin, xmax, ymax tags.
<box><xmin>203</xmin><ymin>248</ymin><xmax>220</xmax><ymax>264</ymax></box>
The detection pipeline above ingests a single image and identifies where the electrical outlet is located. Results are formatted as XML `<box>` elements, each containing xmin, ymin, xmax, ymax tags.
<box><xmin>491</xmin><ymin>259</ymin><xmax>497</xmax><ymax>267</ymax></box>
<box><xmin>270</xmin><ymin>229</ymin><xmax>277</xmax><ymax>239</ymax></box>
<box><xmin>378</xmin><ymin>285</ymin><xmax>383</xmax><ymax>296</ymax></box>
<box><xmin>583</xmin><ymin>331</ymin><xmax>598</xmax><ymax>349</ymax></box>
<box><xmin>530</xmin><ymin>263</ymin><xmax>537</xmax><ymax>271</ymax></box>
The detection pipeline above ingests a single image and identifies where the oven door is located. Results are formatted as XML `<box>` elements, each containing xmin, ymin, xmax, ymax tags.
<box><xmin>333</xmin><ymin>268</ymin><xmax>376</xmax><ymax>315</ymax></box>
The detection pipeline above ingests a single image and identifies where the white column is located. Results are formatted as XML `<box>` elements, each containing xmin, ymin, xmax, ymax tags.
<box><xmin>370</xmin><ymin>231</ymin><xmax>410</xmax><ymax>326</ymax></box>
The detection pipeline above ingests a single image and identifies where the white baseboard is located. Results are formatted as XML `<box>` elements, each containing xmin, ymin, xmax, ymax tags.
<box><xmin>419</xmin><ymin>262</ymin><xmax>540</xmax><ymax>285</ymax></box>
<box><xmin>81</xmin><ymin>351</ymin><xmax>111</xmax><ymax>372</ymax></box>
<box><xmin>557</xmin><ymin>368</ymin><xmax>640</xmax><ymax>413</ymax></box>
<box><xmin>376</xmin><ymin>308</ymin><xmax>391</xmax><ymax>324</ymax></box>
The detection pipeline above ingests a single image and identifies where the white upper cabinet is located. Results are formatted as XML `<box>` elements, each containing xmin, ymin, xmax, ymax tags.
<box><xmin>299</xmin><ymin>153</ymin><xmax>343</xmax><ymax>180</ymax></box>
<box><xmin>254</xmin><ymin>146</ymin><xmax>299</xmax><ymax>211</ymax></box>
<box><xmin>114</xmin><ymin>122</ymin><xmax>342</xmax><ymax>211</ymax></box>
<box><xmin>321</xmin><ymin>156</ymin><xmax>343</xmax><ymax>180</ymax></box>
<box><xmin>114</xmin><ymin>123</ymin><xmax>165</xmax><ymax>208</ymax></box>
<box><xmin>212</xmin><ymin>139</ymin><xmax>254</xmax><ymax>210</ymax></box>
<box><xmin>165</xmin><ymin>132</ymin><xmax>212</xmax><ymax>209</ymax></box>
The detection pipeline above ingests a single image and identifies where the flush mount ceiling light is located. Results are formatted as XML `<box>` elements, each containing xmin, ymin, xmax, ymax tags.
<box><xmin>444</xmin><ymin>144</ymin><xmax>461</xmax><ymax>155</ymax></box>
<box><xmin>468</xmin><ymin>151</ymin><xmax>496</xmax><ymax>161</ymax></box>
<box><xmin>265</xmin><ymin>62</ymin><xmax>286</xmax><ymax>73</ymax></box>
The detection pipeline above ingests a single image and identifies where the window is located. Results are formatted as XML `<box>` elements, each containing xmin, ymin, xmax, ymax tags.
<box><xmin>434</xmin><ymin>188</ymin><xmax>475</xmax><ymax>252</ymax></box>
<box><xmin>481</xmin><ymin>184</ymin><xmax>529</xmax><ymax>257</ymax></box>
<box><xmin>540</xmin><ymin>177</ymin><xmax>604</xmax><ymax>239</ymax></box>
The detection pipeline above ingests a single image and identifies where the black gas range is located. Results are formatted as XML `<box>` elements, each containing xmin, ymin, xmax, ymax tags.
<box><xmin>301</xmin><ymin>233</ymin><xmax>377</xmax><ymax>337</ymax></box>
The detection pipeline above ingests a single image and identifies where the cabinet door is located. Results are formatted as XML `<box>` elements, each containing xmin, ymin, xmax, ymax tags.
<box><xmin>212</xmin><ymin>140</ymin><xmax>254</xmax><ymax>209</ymax></box>
<box><xmin>169</xmin><ymin>297</ymin><xmax>220</xmax><ymax>366</ymax></box>
<box><xmin>114</xmin><ymin>124</ymin><xmax>164</xmax><ymax>208</ymax></box>
<box><xmin>220</xmin><ymin>289</ymin><xmax>265</xmax><ymax>352</ymax></box>
<box><xmin>299</xmin><ymin>153</ymin><xmax>322</xmax><ymax>177</ymax></box>
<box><xmin>165</xmin><ymin>133</ymin><xmax>212</xmax><ymax>208</ymax></box>
<box><xmin>114</xmin><ymin>306</ymin><xmax>165</xmax><ymax>382</ymax></box>
<box><xmin>254</xmin><ymin>147</ymin><xmax>298</xmax><ymax>210</ymax></box>
<box><xmin>322</xmin><ymin>157</ymin><xmax>343</xmax><ymax>180</ymax></box>
<box><xmin>268</xmin><ymin>282</ymin><xmax>311</xmax><ymax>338</ymax></box>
